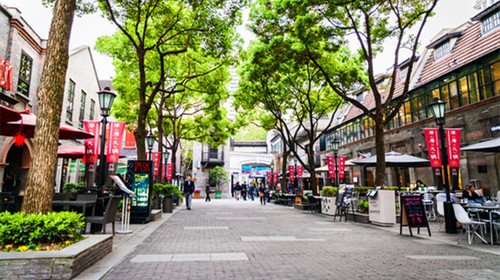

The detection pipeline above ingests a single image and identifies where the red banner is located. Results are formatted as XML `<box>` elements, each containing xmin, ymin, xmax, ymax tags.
<box><xmin>297</xmin><ymin>165</ymin><xmax>303</xmax><ymax>178</ymax></box>
<box><xmin>424</xmin><ymin>128</ymin><xmax>442</xmax><ymax>168</ymax></box>
<box><xmin>267</xmin><ymin>171</ymin><xmax>272</xmax><ymax>184</ymax></box>
<box><xmin>289</xmin><ymin>165</ymin><xmax>295</xmax><ymax>181</ymax></box>
<box><xmin>338</xmin><ymin>156</ymin><xmax>346</xmax><ymax>179</ymax></box>
<box><xmin>446</xmin><ymin>129</ymin><xmax>461</xmax><ymax>168</ymax></box>
<box><xmin>106</xmin><ymin>122</ymin><xmax>125</xmax><ymax>162</ymax></box>
<box><xmin>273</xmin><ymin>172</ymin><xmax>278</xmax><ymax>184</ymax></box>
<box><xmin>0</xmin><ymin>59</ymin><xmax>14</xmax><ymax>91</ymax></box>
<box><xmin>327</xmin><ymin>156</ymin><xmax>335</xmax><ymax>178</ymax></box>
<box><xmin>152</xmin><ymin>152</ymin><xmax>161</xmax><ymax>176</ymax></box>
<box><xmin>167</xmin><ymin>163</ymin><xmax>173</xmax><ymax>180</ymax></box>
<box><xmin>84</xmin><ymin>121</ymin><xmax>100</xmax><ymax>163</ymax></box>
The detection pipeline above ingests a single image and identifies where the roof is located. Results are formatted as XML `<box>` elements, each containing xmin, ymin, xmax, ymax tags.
<box><xmin>416</xmin><ymin>20</ymin><xmax>500</xmax><ymax>87</ymax></box>
<box><xmin>471</xmin><ymin>1</ymin><xmax>500</xmax><ymax>21</ymax></box>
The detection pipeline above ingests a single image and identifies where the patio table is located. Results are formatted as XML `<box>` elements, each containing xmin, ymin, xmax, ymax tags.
<box><xmin>52</xmin><ymin>200</ymin><xmax>96</xmax><ymax>216</ymax></box>
<box><xmin>463</xmin><ymin>203</ymin><xmax>500</xmax><ymax>245</ymax></box>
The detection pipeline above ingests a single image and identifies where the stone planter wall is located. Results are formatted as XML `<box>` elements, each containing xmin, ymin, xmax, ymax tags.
<box><xmin>0</xmin><ymin>235</ymin><xmax>112</xmax><ymax>280</ymax></box>
<box><xmin>321</xmin><ymin>197</ymin><xmax>337</xmax><ymax>216</ymax></box>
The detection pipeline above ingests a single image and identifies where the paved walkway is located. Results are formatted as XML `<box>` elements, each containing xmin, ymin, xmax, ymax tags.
<box><xmin>79</xmin><ymin>198</ymin><xmax>500</xmax><ymax>279</ymax></box>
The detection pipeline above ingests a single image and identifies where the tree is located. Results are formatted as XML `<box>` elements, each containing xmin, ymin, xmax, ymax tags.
<box><xmin>22</xmin><ymin>0</ymin><xmax>94</xmax><ymax>214</ymax></box>
<box><xmin>248</xmin><ymin>0</ymin><xmax>438</xmax><ymax>186</ymax></box>
<box><xmin>235</xmin><ymin>39</ymin><xmax>355</xmax><ymax>195</ymax></box>
<box><xmin>209</xmin><ymin>166</ymin><xmax>228</xmax><ymax>192</ymax></box>
<box><xmin>96</xmin><ymin>0</ymin><xmax>245</xmax><ymax>160</ymax></box>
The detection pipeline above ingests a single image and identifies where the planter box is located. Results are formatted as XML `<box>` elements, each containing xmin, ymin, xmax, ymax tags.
<box><xmin>193</xmin><ymin>192</ymin><xmax>201</xmax><ymax>199</ymax></box>
<box><xmin>0</xmin><ymin>235</ymin><xmax>112</xmax><ymax>280</ymax></box>
<box><xmin>163</xmin><ymin>197</ymin><xmax>174</xmax><ymax>213</ymax></box>
<box><xmin>321</xmin><ymin>197</ymin><xmax>337</xmax><ymax>216</ymax></box>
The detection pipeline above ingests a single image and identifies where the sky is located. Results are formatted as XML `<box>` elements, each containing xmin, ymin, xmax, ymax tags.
<box><xmin>1</xmin><ymin>0</ymin><xmax>481</xmax><ymax>80</ymax></box>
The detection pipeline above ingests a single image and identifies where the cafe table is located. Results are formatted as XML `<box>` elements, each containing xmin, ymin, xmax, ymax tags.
<box><xmin>462</xmin><ymin>203</ymin><xmax>500</xmax><ymax>245</ymax></box>
<box><xmin>52</xmin><ymin>200</ymin><xmax>96</xmax><ymax>216</ymax></box>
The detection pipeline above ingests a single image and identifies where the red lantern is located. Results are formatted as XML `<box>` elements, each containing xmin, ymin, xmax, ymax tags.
<box><xmin>14</xmin><ymin>131</ymin><xmax>26</xmax><ymax>146</ymax></box>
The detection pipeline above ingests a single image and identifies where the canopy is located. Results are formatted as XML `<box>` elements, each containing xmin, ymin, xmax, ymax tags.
<box><xmin>351</xmin><ymin>151</ymin><xmax>430</xmax><ymax>168</ymax></box>
<box><xmin>460</xmin><ymin>137</ymin><xmax>500</xmax><ymax>153</ymax></box>
<box><xmin>0</xmin><ymin>111</ymin><xmax>93</xmax><ymax>139</ymax></box>
<box><xmin>57</xmin><ymin>145</ymin><xmax>126</xmax><ymax>159</ymax></box>
<box><xmin>0</xmin><ymin>105</ymin><xmax>21</xmax><ymax>123</ymax></box>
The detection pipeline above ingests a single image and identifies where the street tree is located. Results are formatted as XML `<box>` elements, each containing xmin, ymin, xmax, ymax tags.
<box><xmin>96</xmin><ymin>0</ymin><xmax>245</xmax><ymax>160</ymax></box>
<box><xmin>209</xmin><ymin>166</ymin><xmax>229</xmax><ymax>192</ymax></box>
<box><xmin>249</xmin><ymin>0</ymin><xmax>438</xmax><ymax>186</ymax></box>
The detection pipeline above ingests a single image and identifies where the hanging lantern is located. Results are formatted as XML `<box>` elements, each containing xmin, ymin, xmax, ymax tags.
<box><xmin>14</xmin><ymin>131</ymin><xmax>26</xmax><ymax>146</ymax></box>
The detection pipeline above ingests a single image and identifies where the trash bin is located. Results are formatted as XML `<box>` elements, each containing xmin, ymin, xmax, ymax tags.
<box><xmin>215</xmin><ymin>191</ymin><xmax>222</xmax><ymax>199</ymax></box>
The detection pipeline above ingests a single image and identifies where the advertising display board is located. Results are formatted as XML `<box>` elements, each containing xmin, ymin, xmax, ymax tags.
<box><xmin>126</xmin><ymin>160</ymin><xmax>153</xmax><ymax>223</ymax></box>
<box><xmin>400</xmin><ymin>194</ymin><xmax>431</xmax><ymax>237</ymax></box>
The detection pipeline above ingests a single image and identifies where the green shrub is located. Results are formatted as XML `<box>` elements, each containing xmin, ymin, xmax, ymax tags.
<box><xmin>0</xmin><ymin>211</ymin><xmax>85</xmax><ymax>249</ymax></box>
<box><xmin>63</xmin><ymin>182</ymin><xmax>77</xmax><ymax>193</ymax></box>
<box><xmin>321</xmin><ymin>186</ymin><xmax>338</xmax><ymax>197</ymax></box>
<box><xmin>359</xmin><ymin>200</ymin><xmax>369</xmax><ymax>213</ymax></box>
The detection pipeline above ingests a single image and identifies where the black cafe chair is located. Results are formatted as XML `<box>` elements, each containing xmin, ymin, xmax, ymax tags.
<box><xmin>85</xmin><ymin>195</ymin><xmax>121</xmax><ymax>235</ymax></box>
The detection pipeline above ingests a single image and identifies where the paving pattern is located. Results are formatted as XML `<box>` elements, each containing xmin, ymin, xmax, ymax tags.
<box><xmin>103</xmin><ymin>199</ymin><xmax>500</xmax><ymax>280</ymax></box>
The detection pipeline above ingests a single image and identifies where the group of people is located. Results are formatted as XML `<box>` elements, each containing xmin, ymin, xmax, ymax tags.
<box><xmin>462</xmin><ymin>184</ymin><xmax>486</xmax><ymax>203</ymax></box>
<box><xmin>234</xmin><ymin>181</ymin><xmax>271</xmax><ymax>205</ymax></box>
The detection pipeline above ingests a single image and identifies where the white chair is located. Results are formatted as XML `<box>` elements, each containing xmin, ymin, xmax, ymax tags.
<box><xmin>436</xmin><ymin>200</ymin><xmax>445</xmax><ymax>231</ymax></box>
<box><xmin>453</xmin><ymin>203</ymin><xmax>487</xmax><ymax>245</ymax></box>
<box><xmin>496</xmin><ymin>191</ymin><xmax>500</xmax><ymax>203</ymax></box>
<box><xmin>422</xmin><ymin>192</ymin><xmax>436</xmax><ymax>221</ymax></box>
<box><xmin>490</xmin><ymin>211</ymin><xmax>500</xmax><ymax>245</ymax></box>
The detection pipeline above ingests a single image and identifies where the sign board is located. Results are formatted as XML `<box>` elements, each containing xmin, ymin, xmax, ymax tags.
<box><xmin>126</xmin><ymin>160</ymin><xmax>153</xmax><ymax>223</ymax></box>
<box><xmin>400</xmin><ymin>194</ymin><xmax>431</xmax><ymax>236</ymax></box>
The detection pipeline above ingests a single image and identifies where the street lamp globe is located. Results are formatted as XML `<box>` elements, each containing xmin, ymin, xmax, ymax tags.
<box><xmin>331</xmin><ymin>137</ymin><xmax>340</xmax><ymax>153</ymax></box>
<box><xmin>146</xmin><ymin>133</ymin><xmax>155</xmax><ymax>150</ymax></box>
<box><xmin>97</xmin><ymin>87</ymin><xmax>117</xmax><ymax>117</ymax></box>
<box><xmin>270</xmin><ymin>163</ymin><xmax>274</xmax><ymax>170</ymax></box>
<box><xmin>429</xmin><ymin>97</ymin><xmax>446</xmax><ymax>125</ymax></box>
<box><xmin>163</xmin><ymin>151</ymin><xmax>170</xmax><ymax>161</ymax></box>
<box><xmin>293</xmin><ymin>156</ymin><xmax>297</xmax><ymax>164</ymax></box>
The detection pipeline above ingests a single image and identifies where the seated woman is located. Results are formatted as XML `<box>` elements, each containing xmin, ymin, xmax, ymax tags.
<box><xmin>462</xmin><ymin>185</ymin><xmax>485</xmax><ymax>203</ymax></box>
<box><xmin>412</xmin><ymin>180</ymin><xmax>427</xmax><ymax>191</ymax></box>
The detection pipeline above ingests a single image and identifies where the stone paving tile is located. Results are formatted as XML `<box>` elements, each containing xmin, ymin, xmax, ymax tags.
<box><xmin>102</xmin><ymin>199</ymin><xmax>500</xmax><ymax>280</ymax></box>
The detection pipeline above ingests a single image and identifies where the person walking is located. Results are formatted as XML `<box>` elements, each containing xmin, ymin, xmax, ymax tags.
<box><xmin>235</xmin><ymin>182</ymin><xmax>242</xmax><ymax>200</ymax></box>
<box><xmin>184</xmin><ymin>176</ymin><xmax>195</xmax><ymax>210</ymax></box>
<box><xmin>205</xmin><ymin>183</ymin><xmax>211</xmax><ymax>202</ymax></box>
<box><xmin>259</xmin><ymin>182</ymin><xmax>266</xmax><ymax>205</ymax></box>
<box><xmin>241</xmin><ymin>181</ymin><xmax>247</xmax><ymax>201</ymax></box>
<box><xmin>248</xmin><ymin>182</ymin><xmax>254</xmax><ymax>201</ymax></box>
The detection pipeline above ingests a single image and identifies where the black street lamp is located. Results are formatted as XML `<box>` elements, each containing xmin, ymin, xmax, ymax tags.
<box><xmin>97</xmin><ymin>87</ymin><xmax>116</xmax><ymax>193</ymax></box>
<box><xmin>428</xmin><ymin>97</ymin><xmax>457</xmax><ymax>234</ymax></box>
<box><xmin>331</xmin><ymin>137</ymin><xmax>340</xmax><ymax>189</ymax></box>
<box><xmin>146</xmin><ymin>133</ymin><xmax>155</xmax><ymax>160</ymax></box>
<box><xmin>270</xmin><ymin>162</ymin><xmax>274</xmax><ymax>190</ymax></box>
<box><xmin>293</xmin><ymin>156</ymin><xmax>298</xmax><ymax>196</ymax></box>
<box><xmin>163</xmin><ymin>151</ymin><xmax>170</xmax><ymax>183</ymax></box>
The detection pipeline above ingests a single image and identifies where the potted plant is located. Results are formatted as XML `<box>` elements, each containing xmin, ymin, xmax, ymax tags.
<box><xmin>152</xmin><ymin>183</ymin><xmax>163</xmax><ymax>210</ymax></box>
<box><xmin>161</xmin><ymin>184</ymin><xmax>182</xmax><ymax>213</ymax></box>
<box><xmin>321</xmin><ymin>186</ymin><xmax>338</xmax><ymax>216</ymax></box>
<box><xmin>193</xmin><ymin>189</ymin><xmax>201</xmax><ymax>199</ymax></box>
<box><xmin>209</xmin><ymin>166</ymin><xmax>228</xmax><ymax>199</ymax></box>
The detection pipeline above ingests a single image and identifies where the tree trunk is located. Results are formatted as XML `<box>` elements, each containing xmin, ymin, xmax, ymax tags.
<box><xmin>281</xmin><ymin>150</ymin><xmax>289</xmax><ymax>193</ymax></box>
<box><xmin>157</xmin><ymin>114</ymin><xmax>163</xmax><ymax>184</ymax></box>
<box><xmin>135</xmin><ymin>104</ymin><xmax>148</xmax><ymax>160</ymax></box>
<box><xmin>21</xmin><ymin>0</ymin><xmax>76</xmax><ymax>214</ymax></box>
<box><xmin>374</xmin><ymin>113</ymin><xmax>386</xmax><ymax>187</ymax></box>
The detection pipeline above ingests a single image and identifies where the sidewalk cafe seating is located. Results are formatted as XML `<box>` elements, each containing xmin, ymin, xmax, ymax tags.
<box><xmin>422</xmin><ymin>192</ymin><xmax>436</xmax><ymax>221</ymax></box>
<box><xmin>436</xmin><ymin>200</ymin><xmax>445</xmax><ymax>231</ymax></box>
<box><xmin>489</xmin><ymin>210</ymin><xmax>500</xmax><ymax>245</ymax></box>
<box><xmin>453</xmin><ymin>203</ymin><xmax>487</xmax><ymax>245</ymax></box>
<box><xmin>85</xmin><ymin>195</ymin><xmax>121</xmax><ymax>235</ymax></box>
<box><xmin>303</xmin><ymin>193</ymin><xmax>320</xmax><ymax>213</ymax></box>
<box><xmin>53</xmin><ymin>193</ymin><xmax>71</xmax><ymax>211</ymax></box>
<box><xmin>76</xmin><ymin>194</ymin><xmax>98</xmax><ymax>216</ymax></box>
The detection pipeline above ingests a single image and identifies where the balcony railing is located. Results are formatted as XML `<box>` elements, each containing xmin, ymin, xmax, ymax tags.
<box><xmin>201</xmin><ymin>151</ymin><xmax>224</xmax><ymax>164</ymax></box>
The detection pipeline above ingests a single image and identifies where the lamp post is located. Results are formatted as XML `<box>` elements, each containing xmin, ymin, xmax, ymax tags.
<box><xmin>163</xmin><ymin>151</ymin><xmax>170</xmax><ymax>184</ymax></box>
<box><xmin>270</xmin><ymin>163</ymin><xmax>274</xmax><ymax>190</ymax></box>
<box><xmin>428</xmin><ymin>97</ymin><xmax>457</xmax><ymax>234</ymax></box>
<box><xmin>331</xmin><ymin>137</ymin><xmax>340</xmax><ymax>189</ymax></box>
<box><xmin>97</xmin><ymin>87</ymin><xmax>117</xmax><ymax>193</ymax></box>
<box><xmin>293</xmin><ymin>156</ymin><xmax>298</xmax><ymax>196</ymax></box>
<box><xmin>146</xmin><ymin>133</ymin><xmax>155</xmax><ymax>160</ymax></box>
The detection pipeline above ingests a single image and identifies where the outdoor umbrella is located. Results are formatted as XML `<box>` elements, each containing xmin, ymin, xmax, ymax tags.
<box><xmin>0</xmin><ymin>111</ymin><xmax>93</xmax><ymax>139</ymax></box>
<box><xmin>460</xmin><ymin>137</ymin><xmax>500</xmax><ymax>153</ymax></box>
<box><xmin>0</xmin><ymin>105</ymin><xmax>21</xmax><ymax>123</ymax></box>
<box><xmin>351</xmin><ymin>151</ymin><xmax>430</xmax><ymax>168</ymax></box>
<box><xmin>57</xmin><ymin>145</ymin><xmax>126</xmax><ymax>159</ymax></box>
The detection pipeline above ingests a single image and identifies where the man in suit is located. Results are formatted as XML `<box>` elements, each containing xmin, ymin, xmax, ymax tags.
<box><xmin>184</xmin><ymin>176</ymin><xmax>195</xmax><ymax>210</ymax></box>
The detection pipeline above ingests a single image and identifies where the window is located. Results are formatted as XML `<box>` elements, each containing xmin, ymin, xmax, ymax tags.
<box><xmin>17</xmin><ymin>52</ymin><xmax>32</xmax><ymax>96</ymax></box>
<box><xmin>400</xmin><ymin>66</ymin><xmax>408</xmax><ymax>82</ymax></box>
<box><xmin>481</xmin><ymin>9</ymin><xmax>500</xmax><ymax>34</ymax></box>
<box><xmin>90</xmin><ymin>99</ymin><xmax>95</xmax><ymax>120</ymax></box>
<box><xmin>209</xmin><ymin>146</ymin><xmax>218</xmax><ymax>159</ymax></box>
<box><xmin>79</xmin><ymin>91</ymin><xmax>86</xmax><ymax>128</ymax></box>
<box><xmin>66</xmin><ymin>80</ymin><xmax>75</xmax><ymax>122</ymax></box>
<box><xmin>491</xmin><ymin>61</ymin><xmax>500</xmax><ymax>96</ymax></box>
<box><xmin>434</xmin><ymin>41</ymin><xmax>451</xmax><ymax>60</ymax></box>
<box><xmin>478</xmin><ymin>165</ymin><xmax>488</xmax><ymax>173</ymax></box>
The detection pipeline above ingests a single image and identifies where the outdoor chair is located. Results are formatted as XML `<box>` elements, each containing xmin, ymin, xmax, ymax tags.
<box><xmin>453</xmin><ymin>203</ymin><xmax>487</xmax><ymax>246</ymax></box>
<box><xmin>76</xmin><ymin>194</ymin><xmax>98</xmax><ymax>216</ymax></box>
<box><xmin>489</xmin><ymin>211</ymin><xmax>500</xmax><ymax>245</ymax></box>
<box><xmin>53</xmin><ymin>192</ymin><xmax>71</xmax><ymax>211</ymax></box>
<box><xmin>422</xmin><ymin>192</ymin><xmax>436</xmax><ymax>221</ymax></box>
<box><xmin>436</xmin><ymin>200</ymin><xmax>445</xmax><ymax>231</ymax></box>
<box><xmin>305</xmin><ymin>194</ymin><xmax>320</xmax><ymax>213</ymax></box>
<box><xmin>85</xmin><ymin>195</ymin><xmax>121</xmax><ymax>235</ymax></box>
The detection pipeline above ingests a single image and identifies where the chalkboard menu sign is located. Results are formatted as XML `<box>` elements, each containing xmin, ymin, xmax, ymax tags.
<box><xmin>334</xmin><ymin>185</ymin><xmax>355</xmax><ymax>222</ymax></box>
<box><xmin>126</xmin><ymin>160</ymin><xmax>153</xmax><ymax>223</ymax></box>
<box><xmin>400</xmin><ymin>194</ymin><xmax>431</xmax><ymax>236</ymax></box>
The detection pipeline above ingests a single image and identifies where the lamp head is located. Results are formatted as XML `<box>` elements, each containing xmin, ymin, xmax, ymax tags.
<box><xmin>146</xmin><ymin>132</ymin><xmax>155</xmax><ymax>150</ymax></box>
<box><xmin>97</xmin><ymin>87</ymin><xmax>117</xmax><ymax>117</ymax></box>
<box><xmin>293</xmin><ymin>156</ymin><xmax>297</xmax><ymax>164</ymax></box>
<box><xmin>428</xmin><ymin>97</ymin><xmax>446</xmax><ymax>125</ymax></box>
<box><xmin>331</xmin><ymin>137</ymin><xmax>340</xmax><ymax>152</ymax></box>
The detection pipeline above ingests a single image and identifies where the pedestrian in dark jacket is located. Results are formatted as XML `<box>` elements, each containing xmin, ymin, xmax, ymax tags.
<box><xmin>241</xmin><ymin>181</ymin><xmax>247</xmax><ymax>201</ymax></box>
<box><xmin>259</xmin><ymin>183</ymin><xmax>266</xmax><ymax>205</ymax></box>
<box><xmin>235</xmin><ymin>182</ymin><xmax>242</xmax><ymax>200</ymax></box>
<box><xmin>184</xmin><ymin>176</ymin><xmax>195</xmax><ymax>210</ymax></box>
<box><xmin>205</xmin><ymin>183</ymin><xmax>211</xmax><ymax>202</ymax></box>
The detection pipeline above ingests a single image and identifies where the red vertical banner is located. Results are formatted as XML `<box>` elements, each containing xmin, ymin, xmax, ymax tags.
<box><xmin>327</xmin><ymin>156</ymin><xmax>335</xmax><ymax>178</ymax></box>
<box><xmin>84</xmin><ymin>121</ymin><xmax>101</xmax><ymax>163</ymax></box>
<box><xmin>162</xmin><ymin>164</ymin><xmax>165</xmax><ymax>180</ymax></box>
<box><xmin>273</xmin><ymin>172</ymin><xmax>278</xmax><ymax>184</ymax></box>
<box><xmin>289</xmin><ymin>165</ymin><xmax>295</xmax><ymax>181</ymax></box>
<box><xmin>446</xmin><ymin>129</ymin><xmax>461</xmax><ymax>168</ymax></box>
<box><xmin>267</xmin><ymin>171</ymin><xmax>272</xmax><ymax>184</ymax></box>
<box><xmin>167</xmin><ymin>163</ymin><xmax>173</xmax><ymax>180</ymax></box>
<box><xmin>338</xmin><ymin>156</ymin><xmax>346</xmax><ymax>179</ymax></box>
<box><xmin>106</xmin><ymin>122</ymin><xmax>125</xmax><ymax>163</ymax></box>
<box><xmin>297</xmin><ymin>165</ymin><xmax>303</xmax><ymax>178</ymax></box>
<box><xmin>424</xmin><ymin>128</ymin><xmax>442</xmax><ymax>168</ymax></box>
<box><xmin>152</xmin><ymin>152</ymin><xmax>161</xmax><ymax>176</ymax></box>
